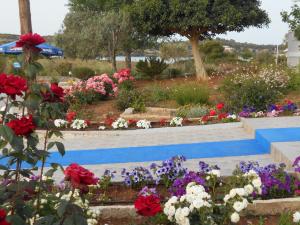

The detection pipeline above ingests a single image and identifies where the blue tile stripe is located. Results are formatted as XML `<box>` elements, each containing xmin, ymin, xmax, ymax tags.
<box><xmin>1</xmin><ymin>127</ymin><xmax>300</xmax><ymax>167</ymax></box>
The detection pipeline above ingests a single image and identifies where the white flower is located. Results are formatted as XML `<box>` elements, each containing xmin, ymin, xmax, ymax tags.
<box><xmin>244</xmin><ymin>184</ymin><xmax>254</xmax><ymax>195</ymax></box>
<box><xmin>181</xmin><ymin>207</ymin><xmax>190</xmax><ymax>217</ymax></box>
<box><xmin>233</xmin><ymin>201</ymin><xmax>245</xmax><ymax>212</ymax></box>
<box><xmin>208</xmin><ymin>169</ymin><xmax>221</xmax><ymax>177</ymax></box>
<box><xmin>223</xmin><ymin>194</ymin><xmax>230</xmax><ymax>202</ymax></box>
<box><xmin>235</xmin><ymin>188</ymin><xmax>246</xmax><ymax>197</ymax></box>
<box><xmin>169</xmin><ymin>196</ymin><xmax>178</xmax><ymax>204</ymax></box>
<box><xmin>227</xmin><ymin>114</ymin><xmax>237</xmax><ymax>120</ymax></box>
<box><xmin>136</xmin><ymin>120</ymin><xmax>151</xmax><ymax>129</ymax></box>
<box><xmin>98</xmin><ymin>126</ymin><xmax>106</xmax><ymax>130</ymax></box>
<box><xmin>54</xmin><ymin>119</ymin><xmax>68</xmax><ymax>128</ymax></box>
<box><xmin>70</xmin><ymin>119</ymin><xmax>88</xmax><ymax>130</ymax></box>
<box><xmin>192</xmin><ymin>199</ymin><xmax>204</xmax><ymax>209</ymax></box>
<box><xmin>112</xmin><ymin>118</ymin><xmax>128</xmax><ymax>129</ymax></box>
<box><xmin>168</xmin><ymin>206</ymin><xmax>176</xmax><ymax>216</ymax></box>
<box><xmin>252</xmin><ymin>178</ymin><xmax>262</xmax><ymax>188</ymax></box>
<box><xmin>229</xmin><ymin>189</ymin><xmax>237</xmax><ymax>198</ymax></box>
<box><xmin>170</xmin><ymin>117</ymin><xmax>183</xmax><ymax>127</ymax></box>
<box><xmin>293</xmin><ymin>212</ymin><xmax>300</xmax><ymax>223</ymax></box>
<box><xmin>230</xmin><ymin>212</ymin><xmax>240</xmax><ymax>223</ymax></box>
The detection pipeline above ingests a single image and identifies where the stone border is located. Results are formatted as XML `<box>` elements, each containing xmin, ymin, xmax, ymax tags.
<box><xmin>92</xmin><ymin>197</ymin><xmax>300</xmax><ymax>219</ymax></box>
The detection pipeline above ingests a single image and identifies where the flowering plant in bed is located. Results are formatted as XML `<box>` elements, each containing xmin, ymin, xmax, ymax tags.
<box><xmin>122</xmin><ymin>167</ymin><xmax>153</xmax><ymax>189</ymax></box>
<box><xmin>151</xmin><ymin>156</ymin><xmax>187</xmax><ymax>188</ymax></box>
<box><xmin>0</xmin><ymin>33</ymin><xmax>98</xmax><ymax>225</ymax></box>
<box><xmin>234</xmin><ymin>161</ymin><xmax>298</xmax><ymax>199</ymax></box>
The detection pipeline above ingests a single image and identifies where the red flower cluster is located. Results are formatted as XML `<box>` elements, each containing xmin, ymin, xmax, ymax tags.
<box><xmin>159</xmin><ymin>119</ymin><xmax>167</xmax><ymax>126</ymax></box>
<box><xmin>216</xmin><ymin>102</ymin><xmax>224</xmax><ymax>110</ymax></box>
<box><xmin>134</xmin><ymin>195</ymin><xmax>162</xmax><ymax>217</ymax></box>
<box><xmin>7</xmin><ymin>115</ymin><xmax>36</xmax><ymax>136</ymax></box>
<box><xmin>218</xmin><ymin>113</ymin><xmax>228</xmax><ymax>120</ymax></box>
<box><xmin>128</xmin><ymin>119</ymin><xmax>138</xmax><ymax>127</ymax></box>
<box><xmin>104</xmin><ymin>116</ymin><xmax>117</xmax><ymax>126</ymax></box>
<box><xmin>0</xmin><ymin>73</ymin><xmax>28</xmax><ymax>99</ymax></box>
<box><xmin>0</xmin><ymin>209</ymin><xmax>11</xmax><ymax>225</ymax></box>
<box><xmin>43</xmin><ymin>83</ymin><xmax>65</xmax><ymax>102</ymax></box>
<box><xmin>209</xmin><ymin>110</ymin><xmax>216</xmax><ymax>116</ymax></box>
<box><xmin>66</xmin><ymin>111</ymin><xmax>76</xmax><ymax>123</ymax></box>
<box><xmin>16</xmin><ymin>33</ymin><xmax>45</xmax><ymax>52</ymax></box>
<box><xmin>64</xmin><ymin>163</ymin><xmax>99</xmax><ymax>191</ymax></box>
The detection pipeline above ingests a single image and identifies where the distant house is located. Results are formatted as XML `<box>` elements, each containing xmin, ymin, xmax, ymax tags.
<box><xmin>286</xmin><ymin>32</ymin><xmax>300</xmax><ymax>67</ymax></box>
<box><xmin>223</xmin><ymin>45</ymin><xmax>235</xmax><ymax>53</ymax></box>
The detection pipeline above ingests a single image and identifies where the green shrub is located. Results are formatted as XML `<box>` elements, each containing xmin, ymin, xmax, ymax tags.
<box><xmin>55</xmin><ymin>62</ymin><xmax>72</xmax><ymax>76</ymax></box>
<box><xmin>144</xmin><ymin>85</ymin><xmax>171</xmax><ymax>105</ymax></box>
<box><xmin>136</xmin><ymin>57</ymin><xmax>168</xmax><ymax>79</ymax></box>
<box><xmin>172</xmin><ymin>84</ymin><xmax>210</xmax><ymax>106</ymax></box>
<box><xmin>116</xmin><ymin>89</ymin><xmax>146</xmax><ymax>112</ymax></box>
<box><xmin>287</xmin><ymin>68</ymin><xmax>300</xmax><ymax>90</ymax></box>
<box><xmin>118</xmin><ymin>80</ymin><xmax>134</xmax><ymax>91</ymax></box>
<box><xmin>162</xmin><ymin>68</ymin><xmax>184</xmax><ymax>78</ymax></box>
<box><xmin>221</xmin><ymin>67</ymin><xmax>289</xmax><ymax>111</ymax></box>
<box><xmin>72</xmin><ymin>67</ymin><xmax>95</xmax><ymax>80</ymax></box>
<box><xmin>176</xmin><ymin>105</ymin><xmax>210</xmax><ymax>118</ymax></box>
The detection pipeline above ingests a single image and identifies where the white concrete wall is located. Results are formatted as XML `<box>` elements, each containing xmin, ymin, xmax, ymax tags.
<box><xmin>287</xmin><ymin>32</ymin><xmax>300</xmax><ymax>67</ymax></box>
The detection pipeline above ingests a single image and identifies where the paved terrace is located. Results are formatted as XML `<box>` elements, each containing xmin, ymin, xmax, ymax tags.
<box><xmin>1</xmin><ymin>116</ymin><xmax>300</xmax><ymax>180</ymax></box>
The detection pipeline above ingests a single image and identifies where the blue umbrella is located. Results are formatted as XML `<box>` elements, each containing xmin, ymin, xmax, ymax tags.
<box><xmin>0</xmin><ymin>41</ymin><xmax>63</xmax><ymax>57</ymax></box>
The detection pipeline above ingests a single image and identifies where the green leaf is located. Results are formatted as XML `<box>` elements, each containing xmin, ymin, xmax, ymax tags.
<box><xmin>48</xmin><ymin>142</ymin><xmax>65</xmax><ymax>156</ymax></box>
<box><xmin>0</xmin><ymin>125</ymin><xmax>14</xmax><ymax>142</ymax></box>
<box><xmin>57</xmin><ymin>201</ymin><xmax>68</xmax><ymax>217</ymax></box>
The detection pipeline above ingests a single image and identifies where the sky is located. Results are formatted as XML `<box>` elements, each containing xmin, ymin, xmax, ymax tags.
<box><xmin>0</xmin><ymin>0</ymin><xmax>295</xmax><ymax>45</ymax></box>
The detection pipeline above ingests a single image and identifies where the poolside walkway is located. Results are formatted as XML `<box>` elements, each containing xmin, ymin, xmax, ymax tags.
<box><xmin>36</xmin><ymin>116</ymin><xmax>300</xmax><ymax>180</ymax></box>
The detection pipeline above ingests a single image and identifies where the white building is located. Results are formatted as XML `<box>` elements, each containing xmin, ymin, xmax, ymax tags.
<box><xmin>287</xmin><ymin>32</ymin><xmax>300</xmax><ymax>67</ymax></box>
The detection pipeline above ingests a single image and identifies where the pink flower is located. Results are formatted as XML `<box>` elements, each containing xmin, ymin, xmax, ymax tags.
<box><xmin>113</xmin><ymin>68</ymin><xmax>134</xmax><ymax>84</ymax></box>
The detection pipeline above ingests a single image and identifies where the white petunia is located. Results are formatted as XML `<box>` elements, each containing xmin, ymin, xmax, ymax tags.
<box><xmin>293</xmin><ymin>212</ymin><xmax>300</xmax><ymax>223</ymax></box>
<box><xmin>170</xmin><ymin>117</ymin><xmax>183</xmax><ymax>127</ymax></box>
<box><xmin>252</xmin><ymin>178</ymin><xmax>262</xmax><ymax>188</ymax></box>
<box><xmin>233</xmin><ymin>201</ymin><xmax>245</xmax><ymax>212</ymax></box>
<box><xmin>244</xmin><ymin>184</ymin><xmax>254</xmax><ymax>195</ymax></box>
<box><xmin>98</xmin><ymin>126</ymin><xmax>106</xmax><ymax>130</ymax></box>
<box><xmin>230</xmin><ymin>212</ymin><xmax>240</xmax><ymax>223</ymax></box>
<box><xmin>54</xmin><ymin>119</ymin><xmax>68</xmax><ymax>128</ymax></box>
<box><xmin>236</xmin><ymin>188</ymin><xmax>246</xmax><ymax>197</ymax></box>
<box><xmin>111</xmin><ymin>118</ymin><xmax>128</xmax><ymax>129</ymax></box>
<box><xmin>136</xmin><ymin>119</ymin><xmax>151</xmax><ymax>129</ymax></box>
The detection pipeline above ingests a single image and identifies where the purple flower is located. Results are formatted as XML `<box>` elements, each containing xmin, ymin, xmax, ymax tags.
<box><xmin>170</xmin><ymin>171</ymin><xmax>205</xmax><ymax>197</ymax></box>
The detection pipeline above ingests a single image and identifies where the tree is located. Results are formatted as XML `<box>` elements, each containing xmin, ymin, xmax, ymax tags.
<box><xmin>18</xmin><ymin>0</ymin><xmax>32</xmax><ymax>34</ymax></box>
<box><xmin>160</xmin><ymin>42</ymin><xmax>189</xmax><ymax>63</ymax></box>
<box><xmin>66</xmin><ymin>0</ymin><xmax>154</xmax><ymax>70</ymax></box>
<box><xmin>282</xmin><ymin>1</ymin><xmax>300</xmax><ymax>40</ymax></box>
<box><xmin>131</xmin><ymin>0</ymin><xmax>269</xmax><ymax>80</ymax></box>
<box><xmin>199</xmin><ymin>40</ymin><xmax>225</xmax><ymax>63</ymax></box>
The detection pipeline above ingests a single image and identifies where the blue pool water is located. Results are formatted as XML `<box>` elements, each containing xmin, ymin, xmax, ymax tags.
<box><xmin>1</xmin><ymin>127</ymin><xmax>300</xmax><ymax>166</ymax></box>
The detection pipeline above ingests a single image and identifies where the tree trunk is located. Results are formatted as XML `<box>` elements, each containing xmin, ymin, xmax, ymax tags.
<box><xmin>18</xmin><ymin>0</ymin><xmax>32</xmax><ymax>34</ymax></box>
<box><xmin>111</xmin><ymin>31</ymin><xmax>117</xmax><ymax>72</ymax></box>
<box><xmin>125</xmin><ymin>50</ymin><xmax>132</xmax><ymax>69</ymax></box>
<box><xmin>189</xmin><ymin>36</ymin><xmax>207</xmax><ymax>80</ymax></box>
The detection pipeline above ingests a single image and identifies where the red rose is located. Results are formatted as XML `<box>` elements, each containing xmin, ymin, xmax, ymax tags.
<box><xmin>6</xmin><ymin>115</ymin><xmax>36</xmax><ymax>136</ymax></box>
<box><xmin>0</xmin><ymin>74</ymin><xmax>28</xmax><ymax>99</ymax></box>
<box><xmin>66</xmin><ymin>111</ymin><xmax>76</xmax><ymax>123</ymax></box>
<box><xmin>16</xmin><ymin>33</ymin><xmax>45</xmax><ymax>52</ymax></box>
<box><xmin>295</xmin><ymin>190</ymin><xmax>300</xmax><ymax>196</ymax></box>
<box><xmin>159</xmin><ymin>119</ymin><xmax>167</xmax><ymax>126</ymax></box>
<box><xmin>209</xmin><ymin>110</ymin><xmax>216</xmax><ymax>116</ymax></box>
<box><xmin>216</xmin><ymin>103</ymin><xmax>224</xmax><ymax>111</ymax></box>
<box><xmin>218</xmin><ymin>113</ymin><xmax>228</xmax><ymax>120</ymax></box>
<box><xmin>104</xmin><ymin>116</ymin><xmax>116</xmax><ymax>126</ymax></box>
<box><xmin>64</xmin><ymin>163</ymin><xmax>99</xmax><ymax>191</ymax></box>
<box><xmin>134</xmin><ymin>195</ymin><xmax>162</xmax><ymax>217</ymax></box>
<box><xmin>128</xmin><ymin>119</ymin><xmax>137</xmax><ymax>126</ymax></box>
<box><xmin>43</xmin><ymin>83</ymin><xmax>65</xmax><ymax>102</ymax></box>
<box><xmin>0</xmin><ymin>209</ymin><xmax>10</xmax><ymax>225</ymax></box>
